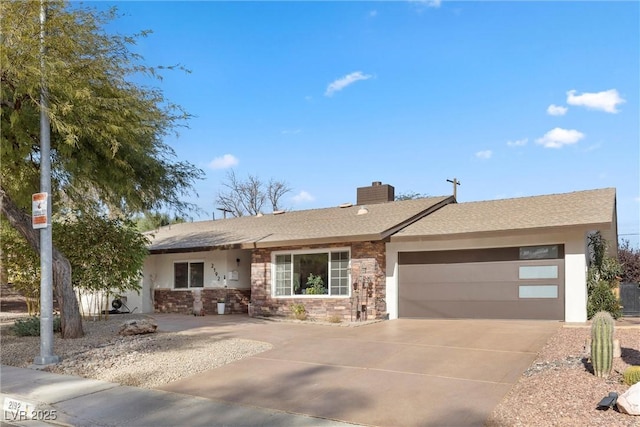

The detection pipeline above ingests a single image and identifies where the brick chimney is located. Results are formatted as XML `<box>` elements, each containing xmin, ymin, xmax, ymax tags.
<box><xmin>356</xmin><ymin>181</ymin><xmax>395</xmax><ymax>205</ymax></box>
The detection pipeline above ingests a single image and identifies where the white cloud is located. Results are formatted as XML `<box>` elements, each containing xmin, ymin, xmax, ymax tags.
<box><xmin>208</xmin><ymin>154</ymin><xmax>238</xmax><ymax>170</ymax></box>
<box><xmin>475</xmin><ymin>150</ymin><xmax>492</xmax><ymax>159</ymax></box>
<box><xmin>547</xmin><ymin>104</ymin><xmax>568</xmax><ymax>116</ymax></box>
<box><xmin>566</xmin><ymin>89</ymin><xmax>625</xmax><ymax>113</ymax></box>
<box><xmin>507</xmin><ymin>138</ymin><xmax>528</xmax><ymax>147</ymax></box>
<box><xmin>292</xmin><ymin>191</ymin><xmax>314</xmax><ymax>203</ymax></box>
<box><xmin>368</xmin><ymin>10</ymin><xmax>378</xmax><ymax>18</ymax></box>
<box><xmin>536</xmin><ymin>128</ymin><xmax>585</xmax><ymax>149</ymax></box>
<box><xmin>325</xmin><ymin>71</ymin><xmax>373</xmax><ymax>97</ymax></box>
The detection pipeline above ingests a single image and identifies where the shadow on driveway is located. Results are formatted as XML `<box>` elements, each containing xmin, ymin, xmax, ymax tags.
<box><xmin>156</xmin><ymin>315</ymin><xmax>561</xmax><ymax>427</ymax></box>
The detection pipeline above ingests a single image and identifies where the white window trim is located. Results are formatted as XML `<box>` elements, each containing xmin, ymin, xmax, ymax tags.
<box><xmin>173</xmin><ymin>260</ymin><xmax>205</xmax><ymax>290</ymax></box>
<box><xmin>271</xmin><ymin>247</ymin><xmax>351</xmax><ymax>298</ymax></box>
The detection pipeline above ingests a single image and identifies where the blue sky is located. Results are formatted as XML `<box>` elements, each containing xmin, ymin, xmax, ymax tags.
<box><xmin>97</xmin><ymin>1</ymin><xmax>639</xmax><ymax>246</ymax></box>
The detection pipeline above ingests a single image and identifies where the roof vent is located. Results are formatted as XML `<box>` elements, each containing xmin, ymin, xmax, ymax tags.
<box><xmin>339</xmin><ymin>202</ymin><xmax>353</xmax><ymax>208</ymax></box>
<box><xmin>357</xmin><ymin>206</ymin><xmax>369</xmax><ymax>215</ymax></box>
<box><xmin>273</xmin><ymin>210</ymin><xmax>285</xmax><ymax>215</ymax></box>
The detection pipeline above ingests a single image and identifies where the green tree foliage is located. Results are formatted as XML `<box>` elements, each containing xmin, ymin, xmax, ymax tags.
<box><xmin>587</xmin><ymin>232</ymin><xmax>622</xmax><ymax>319</ymax></box>
<box><xmin>135</xmin><ymin>212</ymin><xmax>186</xmax><ymax>233</ymax></box>
<box><xmin>1</xmin><ymin>1</ymin><xmax>202</xmax><ymax>213</ymax></box>
<box><xmin>1</xmin><ymin>221</ymin><xmax>40</xmax><ymax>315</ymax></box>
<box><xmin>395</xmin><ymin>192</ymin><xmax>428</xmax><ymax>201</ymax></box>
<box><xmin>2</xmin><ymin>215</ymin><xmax>149</xmax><ymax>318</ymax></box>
<box><xmin>1</xmin><ymin>2</ymin><xmax>203</xmax><ymax>336</ymax></box>
<box><xmin>618</xmin><ymin>239</ymin><xmax>640</xmax><ymax>284</ymax></box>
<box><xmin>55</xmin><ymin>213</ymin><xmax>150</xmax><ymax>297</ymax></box>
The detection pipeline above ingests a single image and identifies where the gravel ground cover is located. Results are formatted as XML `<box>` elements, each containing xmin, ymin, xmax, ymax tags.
<box><xmin>487</xmin><ymin>325</ymin><xmax>640</xmax><ymax>427</ymax></box>
<box><xmin>1</xmin><ymin>312</ymin><xmax>639</xmax><ymax>425</ymax></box>
<box><xmin>0</xmin><ymin>314</ymin><xmax>272</xmax><ymax>389</ymax></box>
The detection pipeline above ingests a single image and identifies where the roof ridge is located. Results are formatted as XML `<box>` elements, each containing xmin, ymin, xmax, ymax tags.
<box><xmin>154</xmin><ymin>195</ymin><xmax>452</xmax><ymax>230</ymax></box>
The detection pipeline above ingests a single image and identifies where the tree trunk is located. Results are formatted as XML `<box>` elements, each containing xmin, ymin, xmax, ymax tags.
<box><xmin>0</xmin><ymin>186</ymin><xmax>84</xmax><ymax>338</ymax></box>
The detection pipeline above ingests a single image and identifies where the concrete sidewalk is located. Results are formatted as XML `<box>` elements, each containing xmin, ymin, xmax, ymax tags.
<box><xmin>0</xmin><ymin>365</ymin><xmax>359</xmax><ymax>427</ymax></box>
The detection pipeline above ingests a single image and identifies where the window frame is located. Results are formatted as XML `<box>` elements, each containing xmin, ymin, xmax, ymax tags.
<box><xmin>173</xmin><ymin>260</ymin><xmax>205</xmax><ymax>289</ymax></box>
<box><xmin>271</xmin><ymin>248</ymin><xmax>351</xmax><ymax>298</ymax></box>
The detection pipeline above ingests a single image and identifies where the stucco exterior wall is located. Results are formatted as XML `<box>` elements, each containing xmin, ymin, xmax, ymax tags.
<box><xmin>140</xmin><ymin>248</ymin><xmax>251</xmax><ymax>313</ymax></box>
<box><xmin>386</xmin><ymin>229</ymin><xmax>591</xmax><ymax>322</ymax></box>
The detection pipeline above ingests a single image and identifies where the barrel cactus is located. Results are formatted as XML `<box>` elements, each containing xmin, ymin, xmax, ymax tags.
<box><xmin>591</xmin><ymin>311</ymin><xmax>615</xmax><ymax>378</ymax></box>
<box><xmin>623</xmin><ymin>366</ymin><xmax>640</xmax><ymax>386</ymax></box>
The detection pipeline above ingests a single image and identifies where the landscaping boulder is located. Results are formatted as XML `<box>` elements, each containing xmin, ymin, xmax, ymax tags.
<box><xmin>617</xmin><ymin>382</ymin><xmax>640</xmax><ymax>415</ymax></box>
<box><xmin>119</xmin><ymin>319</ymin><xmax>158</xmax><ymax>336</ymax></box>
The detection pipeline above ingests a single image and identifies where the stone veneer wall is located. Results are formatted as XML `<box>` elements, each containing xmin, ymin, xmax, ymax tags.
<box><xmin>154</xmin><ymin>288</ymin><xmax>250</xmax><ymax>314</ymax></box>
<box><xmin>250</xmin><ymin>241</ymin><xmax>387</xmax><ymax>321</ymax></box>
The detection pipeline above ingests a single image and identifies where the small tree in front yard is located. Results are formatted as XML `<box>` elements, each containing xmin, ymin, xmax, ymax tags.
<box><xmin>1</xmin><ymin>214</ymin><xmax>149</xmax><ymax>319</ymax></box>
<box><xmin>1</xmin><ymin>220</ymin><xmax>40</xmax><ymax>315</ymax></box>
<box><xmin>587</xmin><ymin>232</ymin><xmax>622</xmax><ymax>319</ymax></box>
<box><xmin>54</xmin><ymin>213</ymin><xmax>149</xmax><ymax>319</ymax></box>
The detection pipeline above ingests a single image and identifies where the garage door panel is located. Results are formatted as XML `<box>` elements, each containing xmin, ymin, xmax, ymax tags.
<box><xmin>398</xmin><ymin>247</ymin><xmax>564</xmax><ymax>320</ymax></box>
<box><xmin>399</xmin><ymin>299</ymin><xmax>564</xmax><ymax>320</ymax></box>
<box><xmin>400</xmin><ymin>280</ymin><xmax>517</xmax><ymax>301</ymax></box>
<box><xmin>401</xmin><ymin>263</ymin><xmax>520</xmax><ymax>283</ymax></box>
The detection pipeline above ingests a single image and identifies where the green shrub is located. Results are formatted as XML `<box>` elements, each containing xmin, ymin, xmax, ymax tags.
<box><xmin>623</xmin><ymin>366</ymin><xmax>640</xmax><ymax>386</ymax></box>
<box><xmin>586</xmin><ymin>232</ymin><xmax>623</xmax><ymax>319</ymax></box>
<box><xmin>12</xmin><ymin>316</ymin><xmax>61</xmax><ymax>337</ymax></box>
<box><xmin>290</xmin><ymin>303</ymin><xmax>307</xmax><ymax>320</ymax></box>
<box><xmin>587</xmin><ymin>281</ymin><xmax>622</xmax><ymax>319</ymax></box>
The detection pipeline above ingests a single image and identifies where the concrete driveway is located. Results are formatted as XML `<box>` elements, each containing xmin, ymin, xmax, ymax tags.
<box><xmin>156</xmin><ymin>315</ymin><xmax>560</xmax><ymax>427</ymax></box>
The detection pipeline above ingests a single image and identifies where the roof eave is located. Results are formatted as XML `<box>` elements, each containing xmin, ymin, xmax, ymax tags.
<box><xmin>149</xmin><ymin>243</ymin><xmax>244</xmax><ymax>254</ymax></box>
<box><xmin>391</xmin><ymin>221</ymin><xmax>615</xmax><ymax>243</ymax></box>
<box><xmin>246</xmin><ymin>233</ymin><xmax>385</xmax><ymax>249</ymax></box>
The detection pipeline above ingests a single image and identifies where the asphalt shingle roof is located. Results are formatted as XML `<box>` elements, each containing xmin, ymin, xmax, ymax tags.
<box><xmin>148</xmin><ymin>196</ymin><xmax>452</xmax><ymax>253</ymax></box>
<box><xmin>392</xmin><ymin>188</ymin><xmax>616</xmax><ymax>240</ymax></box>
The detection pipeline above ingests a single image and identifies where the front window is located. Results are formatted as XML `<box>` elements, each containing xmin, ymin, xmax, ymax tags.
<box><xmin>274</xmin><ymin>250</ymin><xmax>350</xmax><ymax>297</ymax></box>
<box><xmin>174</xmin><ymin>261</ymin><xmax>204</xmax><ymax>288</ymax></box>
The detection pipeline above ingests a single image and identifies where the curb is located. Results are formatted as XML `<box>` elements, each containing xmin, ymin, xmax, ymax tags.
<box><xmin>1</xmin><ymin>393</ymin><xmax>73</xmax><ymax>427</ymax></box>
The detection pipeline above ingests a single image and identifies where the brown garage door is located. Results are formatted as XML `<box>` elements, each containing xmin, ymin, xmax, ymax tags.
<box><xmin>398</xmin><ymin>246</ymin><xmax>565</xmax><ymax>320</ymax></box>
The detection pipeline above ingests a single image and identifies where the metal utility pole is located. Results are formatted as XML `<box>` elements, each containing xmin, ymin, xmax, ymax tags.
<box><xmin>35</xmin><ymin>0</ymin><xmax>59</xmax><ymax>365</ymax></box>
<box><xmin>446</xmin><ymin>178</ymin><xmax>461</xmax><ymax>201</ymax></box>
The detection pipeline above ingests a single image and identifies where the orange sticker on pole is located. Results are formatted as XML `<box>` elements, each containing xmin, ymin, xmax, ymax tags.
<box><xmin>32</xmin><ymin>192</ymin><xmax>48</xmax><ymax>229</ymax></box>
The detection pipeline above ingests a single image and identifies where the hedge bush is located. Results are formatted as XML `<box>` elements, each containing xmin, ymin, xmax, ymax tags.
<box><xmin>12</xmin><ymin>316</ymin><xmax>61</xmax><ymax>337</ymax></box>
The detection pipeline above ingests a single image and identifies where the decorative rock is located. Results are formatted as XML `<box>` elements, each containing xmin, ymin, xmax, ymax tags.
<box><xmin>119</xmin><ymin>319</ymin><xmax>158</xmax><ymax>336</ymax></box>
<box><xmin>617</xmin><ymin>382</ymin><xmax>640</xmax><ymax>415</ymax></box>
